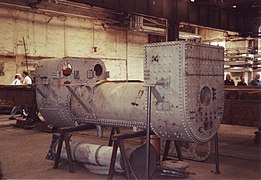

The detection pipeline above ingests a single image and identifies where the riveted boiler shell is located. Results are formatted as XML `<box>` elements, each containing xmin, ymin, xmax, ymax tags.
<box><xmin>35</xmin><ymin>58</ymin><xmax>107</xmax><ymax>127</ymax></box>
<box><xmin>35</xmin><ymin>42</ymin><xmax>224</xmax><ymax>143</ymax></box>
<box><xmin>144</xmin><ymin>42</ymin><xmax>224</xmax><ymax>142</ymax></box>
<box><xmin>93</xmin><ymin>82</ymin><xmax>147</xmax><ymax>128</ymax></box>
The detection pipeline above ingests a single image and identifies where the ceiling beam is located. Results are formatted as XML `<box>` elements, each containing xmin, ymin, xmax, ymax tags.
<box><xmin>0</xmin><ymin>0</ymin><xmax>258</xmax><ymax>36</ymax></box>
<box><xmin>70</xmin><ymin>0</ymin><xmax>259</xmax><ymax>36</ymax></box>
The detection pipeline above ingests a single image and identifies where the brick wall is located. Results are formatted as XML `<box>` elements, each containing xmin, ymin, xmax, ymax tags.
<box><xmin>0</xmin><ymin>7</ymin><xmax>148</xmax><ymax>84</ymax></box>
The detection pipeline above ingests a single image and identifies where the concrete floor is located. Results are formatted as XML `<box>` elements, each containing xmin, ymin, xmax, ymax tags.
<box><xmin>0</xmin><ymin>114</ymin><xmax>260</xmax><ymax>179</ymax></box>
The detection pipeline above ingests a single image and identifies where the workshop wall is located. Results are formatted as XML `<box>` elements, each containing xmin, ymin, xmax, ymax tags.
<box><xmin>0</xmin><ymin>7</ymin><xmax>147</xmax><ymax>84</ymax></box>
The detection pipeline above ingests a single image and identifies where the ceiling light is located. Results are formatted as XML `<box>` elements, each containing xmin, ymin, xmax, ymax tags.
<box><xmin>233</xmin><ymin>5</ymin><xmax>237</xmax><ymax>8</ymax></box>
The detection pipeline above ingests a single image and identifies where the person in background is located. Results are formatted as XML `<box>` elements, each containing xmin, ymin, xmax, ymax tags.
<box><xmin>11</xmin><ymin>74</ymin><xmax>22</xmax><ymax>85</ymax></box>
<box><xmin>237</xmin><ymin>76</ymin><xmax>247</xmax><ymax>86</ymax></box>
<box><xmin>250</xmin><ymin>74</ymin><xmax>260</xmax><ymax>86</ymax></box>
<box><xmin>224</xmin><ymin>73</ymin><xmax>235</xmax><ymax>85</ymax></box>
<box><xmin>22</xmin><ymin>71</ymin><xmax>32</xmax><ymax>84</ymax></box>
<box><xmin>9</xmin><ymin>74</ymin><xmax>22</xmax><ymax>120</ymax></box>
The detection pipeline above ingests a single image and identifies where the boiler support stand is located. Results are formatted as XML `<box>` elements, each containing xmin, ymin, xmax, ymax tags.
<box><xmin>53</xmin><ymin>124</ymin><xmax>99</xmax><ymax>173</ymax></box>
<box><xmin>108</xmin><ymin>130</ymin><xmax>147</xmax><ymax>179</ymax></box>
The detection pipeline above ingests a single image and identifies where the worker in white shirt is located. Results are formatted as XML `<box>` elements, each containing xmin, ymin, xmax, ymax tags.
<box><xmin>9</xmin><ymin>74</ymin><xmax>23</xmax><ymax>120</ymax></box>
<box><xmin>22</xmin><ymin>71</ymin><xmax>32</xmax><ymax>84</ymax></box>
<box><xmin>11</xmin><ymin>74</ymin><xmax>22</xmax><ymax>85</ymax></box>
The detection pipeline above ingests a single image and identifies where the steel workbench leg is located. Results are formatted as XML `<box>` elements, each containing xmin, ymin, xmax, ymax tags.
<box><xmin>64</xmin><ymin>132</ymin><xmax>74</xmax><ymax>173</ymax></box>
<box><xmin>108</xmin><ymin>140</ymin><xmax>119</xmax><ymax>179</ymax></box>
<box><xmin>162</xmin><ymin>140</ymin><xmax>171</xmax><ymax>161</ymax></box>
<box><xmin>174</xmin><ymin>140</ymin><xmax>183</xmax><ymax>161</ymax></box>
<box><xmin>54</xmin><ymin>134</ymin><xmax>64</xmax><ymax>169</ymax></box>
<box><xmin>214</xmin><ymin>133</ymin><xmax>220</xmax><ymax>174</ymax></box>
<box><xmin>119</xmin><ymin>141</ymin><xmax>131</xmax><ymax>179</ymax></box>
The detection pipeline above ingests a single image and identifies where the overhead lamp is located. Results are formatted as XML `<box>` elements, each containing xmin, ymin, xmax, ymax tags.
<box><xmin>233</xmin><ymin>5</ymin><xmax>237</xmax><ymax>8</ymax></box>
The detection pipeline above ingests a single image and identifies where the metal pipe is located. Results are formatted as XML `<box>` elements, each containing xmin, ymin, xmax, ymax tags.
<box><xmin>59</xmin><ymin>141</ymin><xmax>123</xmax><ymax>171</ymax></box>
<box><xmin>57</xmin><ymin>0</ymin><xmax>124</xmax><ymax>15</ymax></box>
<box><xmin>146</xmin><ymin>85</ymin><xmax>152</xmax><ymax>179</ymax></box>
<box><xmin>22</xmin><ymin>37</ymin><xmax>29</xmax><ymax>72</ymax></box>
<box><xmin>0</xmin><ymin>1</ymin><xmax>120</xmax><ymax>24</ymax></box>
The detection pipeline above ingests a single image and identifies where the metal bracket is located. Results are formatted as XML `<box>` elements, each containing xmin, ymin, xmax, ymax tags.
<box><xmin>151</xmin><ymin>87</ymin><xmax>164</xmax><ymax>103</ymax></box>
<box><xmin>155</xmin><ymin>77</ymin><xmax>168</xmax><ymax>86</ymax></box>
<box><xmin>34</xmin><ymin>86</ymin><xmax>47</xmax><ymax>99</ymax></box>
<box><xmin>66</xmin><ymin>85</ymin><xmax>93</xmax><ymax>114</ymax></box>
<box><xmin>144</xmin><ymin>84</ymin><xmax>164</xmax><ymax>103</ymax></box>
